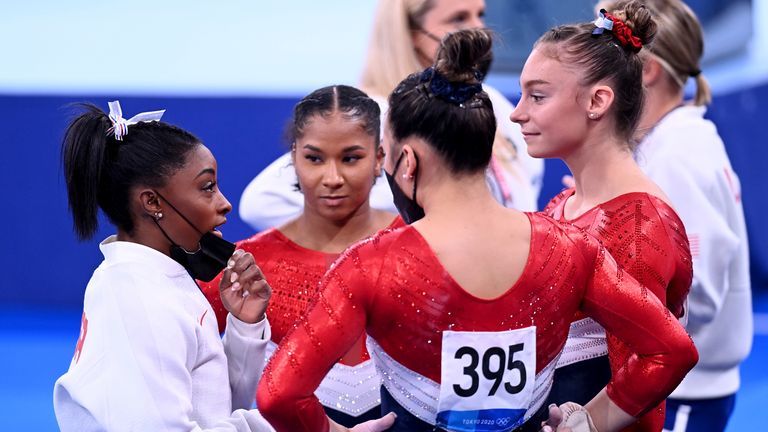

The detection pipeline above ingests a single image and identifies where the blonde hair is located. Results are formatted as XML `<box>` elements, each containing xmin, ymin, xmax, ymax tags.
<box><xmin>606</xmin><ymin>0</ymin><xmax>711</xmax><ymax>106</ymax></box>
<box><xmin>361</xmin><ymin>0</ymin><xmax>522</xmax><ymax>181</ymax></box>
<box><xmin>360</xmin><ymin>0</ymin><xmax>433</xmax><ymax>98</ymax></box>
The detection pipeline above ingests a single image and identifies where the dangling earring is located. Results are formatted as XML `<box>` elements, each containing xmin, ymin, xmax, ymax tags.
<box><xmin>154</xmin><ymin>211</ymin><xmax>163</xmax><ymax>220</ymax></box>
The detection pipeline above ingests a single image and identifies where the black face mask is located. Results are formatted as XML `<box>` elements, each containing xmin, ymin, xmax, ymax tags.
<box><xmin>152</xmin><ymin>191</ymin><xmax>235</xmax><ymax>282</ymax></box>
<box><xmin>385</xmin><ymin>152</ymin><xmax>425</xmax><ymax>224</ymax></box>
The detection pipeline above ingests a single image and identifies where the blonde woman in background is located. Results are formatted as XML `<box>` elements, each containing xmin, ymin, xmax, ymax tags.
<box><xmin>600</xmin><ymin>1</ymin><xmax>753</xmax><ymax>431</ymax></box>
<box><xmin>239</xmin><ymin>0</ymin><xmax>544</xmax><ymax>231</ymax></box>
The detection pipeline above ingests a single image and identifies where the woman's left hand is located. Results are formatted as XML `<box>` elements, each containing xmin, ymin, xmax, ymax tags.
<box><xmin>540</xmin><ymin>402</ymin><xmax>596</xmax><ymax>432</ymax></box>
<box><xmin>218</xmin><ymin>249</ymin><xmax>271</xmax><ymax>324</ymax></box>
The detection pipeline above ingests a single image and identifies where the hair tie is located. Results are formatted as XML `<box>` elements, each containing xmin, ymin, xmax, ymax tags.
<box><xmin>689</xmin><ymin>69</ymin><xmax>702</xmax><ymax>77</ymax></box>
<box><xmin>592</xmin><ymin>9</ymin><xmax>643</xmax><ymax>53</ymax></box>
<box><xmin>419</xmin><ymin>67</ymin><xmax>483</xmax><ymax>107</ymax></box>
<box><xmin>107</xmin><ymin>100</ymin><xmax>166</xmax><ymax>141</ymax></box>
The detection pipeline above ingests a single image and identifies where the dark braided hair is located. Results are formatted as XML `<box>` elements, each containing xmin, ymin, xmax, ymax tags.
<box><xmin>285</xmin><ymin>85</ymin><xmax>381</xmax><ymax>191</ymax></box>
<box><xmin>286</xmin><ymin>85</ymin><xmax>381</xmax><ymax>148</ymax></box>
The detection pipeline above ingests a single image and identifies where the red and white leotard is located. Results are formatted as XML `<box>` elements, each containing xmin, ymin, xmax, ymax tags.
<box><xmin>256</xmin><ymin>212</ymin><xmax>697</xmax><ymax>432</ymax></box>
<box><xmin>200</xmin><ymin>217</ymin><xmax>403</xmax><ymax>418</ymax></box>
<box><xmin>544</xmin><ymin>190</ymin><xmax>692</xmax><ymax>432</ymax></box>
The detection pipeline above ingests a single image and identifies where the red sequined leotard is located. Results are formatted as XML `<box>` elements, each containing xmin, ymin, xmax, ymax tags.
<box><xmin>544</xmin><ymin>190</ymin><xmax>692</xmax><ymax>432</ymax></box>
<box><xmin>200</xmin><ymin>217</ymin><xmax>403</xmax><ymax>419</ymax></box>
<box><xmin>256</xmin><ymin>213</ymin><xmax>697</xmax><ymax>432</ymax></box>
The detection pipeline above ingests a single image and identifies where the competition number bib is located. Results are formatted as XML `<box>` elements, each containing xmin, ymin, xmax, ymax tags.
<box><xmin>436</xmin><ymin>327</ymin><xmax>536</xmax><ymax>432</ymax></box>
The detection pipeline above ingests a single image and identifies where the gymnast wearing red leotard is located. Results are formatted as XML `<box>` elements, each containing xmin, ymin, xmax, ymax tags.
<box><xmin>507</xmin><ymin>5</ymin><xmax>695</xmax><ymax>429</ymax></box>
<box><xmin>199</xmin><ymin>85</ymin><xmax>402</xmax><ymax>428</ymax></box>
<box><xmin>202</xmin><ymin>218</ymin><xmax>402</xmax><ymax>423</ymax></box>
<box><xmin>257</xmin><ymin>29</ymin><xmax>697</xmax><ymax>432</ymax></box>
<box><xmin>256</xmin><ymin>212</ymin><xmax>697</xmax><ymax>432</ymax></box>
<box><xmin>543</xmin><ymin>189</ymin><xmax>692</xmax><ymax>432</ymax></box>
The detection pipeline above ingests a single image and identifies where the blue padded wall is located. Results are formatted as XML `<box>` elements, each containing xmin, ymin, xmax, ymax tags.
<box><xmin>1</xmin><ymin>85</ymin><xmax>765</xmax><ymax>309</ymax></box>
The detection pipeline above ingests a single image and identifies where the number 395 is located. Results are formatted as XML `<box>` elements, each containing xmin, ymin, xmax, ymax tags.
<box><xmin>453</xmin><ymin>344</ymin><xmax>527</xmax><ymax>397</ymax></box>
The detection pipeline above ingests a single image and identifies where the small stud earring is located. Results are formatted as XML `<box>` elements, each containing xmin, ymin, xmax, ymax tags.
<box><xmin>154</xmin><ymin>212</ymin><xmax>163</xmax><ymax>220</ymax></box>
<box><xmin>588</xmin><ymin>112</ymin><xmax>599</xmax><ymax>119</ymax></box>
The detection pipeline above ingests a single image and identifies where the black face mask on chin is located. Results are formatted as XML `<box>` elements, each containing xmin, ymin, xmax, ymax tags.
<box><xmin>385</xmin><ymin>151</ymin><xmax>425</xmax><ymax>224</ymax></box>
<box><xmin>152</xmin><ymin>191</ymin><xmax>235</xmax><ymax>282</ymax></box>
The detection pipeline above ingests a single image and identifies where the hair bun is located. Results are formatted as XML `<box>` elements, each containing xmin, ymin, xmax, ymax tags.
<box><xmin>610</xmin><ymin>0</ymin><xmax>657</xmax><ymax>46</ymax></box>
<box><xmin>433</xmin><ymin>28</ymin><xmax>494</xmax><ymax>83</ymax></box>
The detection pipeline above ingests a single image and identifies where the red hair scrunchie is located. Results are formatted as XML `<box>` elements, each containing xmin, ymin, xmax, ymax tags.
<box><xmin>603</xmin><ymin>12</ymin><xmax>643</xmax><ymax>52</ymax></box>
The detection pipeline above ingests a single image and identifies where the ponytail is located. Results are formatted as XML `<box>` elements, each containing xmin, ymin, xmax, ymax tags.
<box><xmin>693</xmin><ymin>73</ymin><xmax>712</xmax><ymax>106</ymax></box>
<box><xmin>61</xmin><ymin>104</ymin><xmax>113</xmax><ymax>240</ymax></box>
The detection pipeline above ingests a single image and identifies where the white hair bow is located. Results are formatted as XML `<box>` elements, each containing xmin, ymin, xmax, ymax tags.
<box><xmin>592</xmin><ymin>11</ymin><xmax>614</xmax><ymax>35</ymax></box>
<box><xmin>107</xmin><ymin>100</ymin><xmax>166</xmax><ymax>141</ymax></box>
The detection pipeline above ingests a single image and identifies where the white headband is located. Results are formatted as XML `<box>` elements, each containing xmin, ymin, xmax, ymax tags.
<box><xmin>107</xmin><ymin>100</ymin><xmax>165</xmax><ymax>141</ymax></box>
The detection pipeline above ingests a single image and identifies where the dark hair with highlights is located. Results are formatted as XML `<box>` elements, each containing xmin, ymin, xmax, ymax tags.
<box><xmin>536</xmin><ymin>0</ymin><xmax>657</xmax><ymax>144</ymax></box>
<box><xmin>388</xmin><ymin>28</ymin><xmax>496</xmax><ymax>174</ymax></box>
<box><xmin>61</xmin><ymin>103</ymin><xmax>200</xmax><ymax>240</ymax></box>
